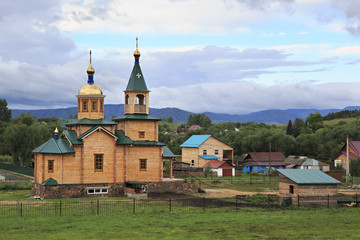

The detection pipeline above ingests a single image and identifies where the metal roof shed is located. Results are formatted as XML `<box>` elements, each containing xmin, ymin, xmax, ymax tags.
<box><xmin>277</xmin><ymin>169</ymin><xmax>340</xmax><ymax>206</ymax></box>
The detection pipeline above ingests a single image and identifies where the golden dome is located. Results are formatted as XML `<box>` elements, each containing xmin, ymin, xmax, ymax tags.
<box><xmin>78</xmin><ymin>83</ymin><xmax>103</xmax><ymax>95</ymax></box>
<box><xmin>87</xmin><ymin>50</ymin><xmax>95</xmax><ymax>76</ymax></box>
<box><xmin>134</xmin><ymin>37</ymin><xmax>140</xmax><ymax>58</ymax></box>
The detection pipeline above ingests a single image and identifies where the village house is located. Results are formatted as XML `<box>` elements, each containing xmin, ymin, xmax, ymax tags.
<box><xmin>239</xmin><ymin>152</ymin><xmax>286</xmax><ymax>174</ymax></box>
<box><xmin>285</xmin><ymin>155</ymin><xmax>330</xmax><ymax>172</ymax></box>
<box><xmin>278</xmin><ymin>169</ymin><xmax>340</xmax><ymax>206</ymax></box>
<box><xmin>32</xmin><ymin>42</ymin><xmax>198</xmax><ymax>199</ymax></box>
<box><xmin>203</xmin><ymin>160</ymin><xmax>235</xmax><ymax>177</ymax></box>
<box><xmin>333</xmin><ymin>141</ymin><xmax>360</xmax><ymax>168</ymax></box>
<box><xmin>180</xmin><ymin>135</ymin><xmax>233</xmax><ymax>168</ymax></box>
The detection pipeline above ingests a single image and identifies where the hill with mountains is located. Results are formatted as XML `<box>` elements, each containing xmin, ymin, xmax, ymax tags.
<box><xmin>11</xmin><ymin>104</ymin><xmax>360</xmax><ymax>124</ymax></box>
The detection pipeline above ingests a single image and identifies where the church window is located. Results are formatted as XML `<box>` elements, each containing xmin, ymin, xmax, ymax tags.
<box><xmin>203</xmin><ymin>150</ymin><xmax>207</xmax><ymax>155</ymax></box>
<box><xmin>83</xmin><ymin>101</ymin><xmax>88</xmax><ymax>111</ymax></box>
<box><xmin>100</xmin><ymin>100</ymin><xmax>103</xmax><ymax>111</ymax></box>
<box><xmin>140</xmin><ymin>159</ymin><xmax>147</xmax><ymax>171</ymax></box>
<box><xmin>92</xmin><ymin>101</ymin><xmax>97</xmax><ymax>111</ymax></box>
<box><xmin>87</xmin><ymin>187</ymin><xmax>108</xmax><ymax>195</ymax></box>
<box><xmin>94</xmin><ymin>154</ymin><xmax>103</xmax><ymax>172</ymax></box>
<box><xmin>139</xmin><ymin>131</ymin><xmax>145</xmax><ymax>138</ymax></box>
<box><xmin>135</xmin><ymin>94</ymin><xmax>145</xmax><ymax>105</ymax></box>
<box><xmin>48</xmin><ymin>160</ymin><xmax>54</xmax><ymax>173</ymax></box>
<box><xmin>125</xmin><ymin>95</ymin><xmax>129</xmax><ymax>104</ymax></box>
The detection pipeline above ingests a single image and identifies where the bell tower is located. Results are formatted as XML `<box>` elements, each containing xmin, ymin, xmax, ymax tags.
<box><xmin>124</xmin><ymin>38</ymin><xmax>150</xmax><ymax>115</ymax></box>
<box><xmin>77</xmin><ymin>51</ymin><xmax>105</xmax><ymax>119</ymax></box>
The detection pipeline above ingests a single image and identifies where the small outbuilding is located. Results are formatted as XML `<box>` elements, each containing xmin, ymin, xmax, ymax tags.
<box><xmin>203</xmin><ymin>160</ymin><xmax>235</xmax><ymax>177</ymax></box>
<box><xmin>277</xmin><ymin>169</ymin><xmax>341</xmax><ymax>206</ymax></box>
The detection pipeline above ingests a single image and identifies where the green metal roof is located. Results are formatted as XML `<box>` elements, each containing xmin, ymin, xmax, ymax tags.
<box><xmin>42</xmin><ymin>177</ymin><xmax>58</xmax><ymax>186</ymax></box>
<box><xmin>78</xmin><ymin>125</ymin><xmax>117</xmax><ymax>140</ymax></box>
<box><xmin>125</xmin><ymin>62</ymin><xmax>149</xmax><ymax>92</ymax></box>
<box><xmin>113</xmin><ymin>114</ymin><xmax>162</xmax><ymax>121</ymax></box>
<box><xmin>277</xmin><ymin>169</ymin><xmax>341</xmax><ymax>184</ymax></box>
<box><xmin>65</xmin><ymin>118</ymin><xmax>117</xmax><ymax>126</ymax></box>
<box><xmin>63</xmin><ymin>130</ymin><xmax>83</xmax><ymax>145</ymax></box>
<box><xmin>163</xmin><ymin>146</ymin><xmax>176</xmax><ymax>158</ymax></box>
<box><xmin>132</xmin><ymin>140</ymin><xmax>166</xmax><ymax>146</ymax></box>
<box><xmin>33</xmin><ymin>138</ymin><xmax>75</xmax><ymax>154</ymax></box>
<box><xmin>115</xmin><ymin>130</ymin><xmax>133</xmax><ymax>145</ymax></box>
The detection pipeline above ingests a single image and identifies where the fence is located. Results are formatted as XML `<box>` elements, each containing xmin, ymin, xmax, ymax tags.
<box><xmin>0</xmin><ymin>195</ymin><xmax>281</xmax><ymax>218</ymax></box>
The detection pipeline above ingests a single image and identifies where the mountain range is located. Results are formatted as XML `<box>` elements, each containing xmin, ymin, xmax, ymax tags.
<box><xmin>11</xmin><ymin>104</ymin><xmax>360</xmax><ymax>124</ymax></box>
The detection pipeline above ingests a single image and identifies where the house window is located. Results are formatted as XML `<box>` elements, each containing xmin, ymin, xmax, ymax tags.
<box><xmin>83</xmin><ymin>101</ymin><xmax>88</xmax><ymax>111</ymax></box>
<box><xmin>203</xmin><ymin>150</ymin><xmax>207</xmax><ymax>155</ymax></box>
<box><xmin>48</xmin><ymin>160</ymin><xmax>54</xmax><ymax>173</ymax></box>
<box><xmin>139</xmin><ymin>131</ymin><xmax>145</xmax><ymax>138</ymax></box>
<box><xmin>87</xmin><ymin>188</ymin><xmax>109</xmax><ymax>195</ymax></box>
<box><xmin>289</xmin><ymin>185</ymin><xmax>294</xmax><ymax>194</ymax></box>
<box><xmin>92</xmin><ymin>101</ymin><xmax>97</xmax><ymax>111</ymax></box>
<box><xmin>191</xmin><ymin>160</ymin><xmax>194</xmax><ymax>166</ymax></box>
<box><xmin>140</xmin><ymin>159</ymin><xmax>147</xmax><ymax>171</ymax></box>
<box><xmin>94</xmin><ymin>154</ymin><xmax>103</xmax><ymax>172</ymax></box>
<box><xmin>334</xmin><ymin>160</ymin><xmax>342</xmax><ymax>167</ymax></box>
<box><xmin>214</xmin><ymin>150</ymin><xmax>219</xmax><ymax>155</ymax></box>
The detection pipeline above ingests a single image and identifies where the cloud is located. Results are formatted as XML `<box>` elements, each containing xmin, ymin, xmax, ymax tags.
<box><xmin>53</xmin><ymin>0</ymin><xmax>297</xmax><ymax>34</ymax></box>
<box><xmin>327</xmin><ymin>46</ymin><xmax>360</xmax><ymax>56</ymax></box>
<box><xmin>0</xmin><ymin>1</ymin><xmax>76</xmax><ymax>66</ymax></box>
<box><xmin>150</xmin><ymin>81</ymin><xmax>360</xmax><ymax>114</ymax></box>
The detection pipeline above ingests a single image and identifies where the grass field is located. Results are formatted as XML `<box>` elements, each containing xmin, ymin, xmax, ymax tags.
<box><xmin>1</xmin><ymin>207</ymin><xmax>360</xmax><ymax>239</ymax></box>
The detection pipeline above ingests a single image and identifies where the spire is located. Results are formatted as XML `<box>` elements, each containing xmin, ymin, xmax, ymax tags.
<box><xmin>133</xmin><ymin>37</ymin><xmax>140</xmax><ymax>62</ymax></box>
<box><xmin>87</xmin><ymin>50</ymin><xmax>95</xmax><ymax>84</ymax></box>
<box><xmin>125</xmin><ymin>38</ymin><xmax>148</xmax><ymax>92</ymax></box>
<box><xmin>54</xmin><ymin>127</ymin><xmax>59</xmax><ymax>140</ymax></box>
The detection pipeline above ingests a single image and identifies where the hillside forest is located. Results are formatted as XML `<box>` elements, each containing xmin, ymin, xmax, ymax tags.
<box><xmin>1</xmin><ymin>99</ymin><xmax>360</xmax><ymax>169</ymax></box>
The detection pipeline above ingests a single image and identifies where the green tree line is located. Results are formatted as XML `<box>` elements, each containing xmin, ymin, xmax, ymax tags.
<box><xmin>0</xmin><ymin>99</ymin><xmax>62</xmax><ymax>166</ymax></box>
<box><xmin>160</xmin><ymin>112</ymin><xmax>360</xmax><ymax>167</ymax></box>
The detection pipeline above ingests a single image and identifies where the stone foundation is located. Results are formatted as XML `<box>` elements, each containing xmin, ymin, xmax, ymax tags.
<box><xmin>32</xmin><ymin>182</ymin><xmax>125</xmax><ymax>199</ymax></box>
<box><xmin>147</xmin><ymin>181</ymin><xmax>200</xmax><ymax>197</ymax></box>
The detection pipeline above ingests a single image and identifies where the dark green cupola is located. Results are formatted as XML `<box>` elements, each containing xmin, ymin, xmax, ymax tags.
<box><xmin>125</xmin><ymin>38</ymin><xmax>149</xmax><ymax>92</ymax></box>
<box><xmin>123</xmin><ymin>38</ymin><xmax>150</xmax><ymax>115</ymax></box>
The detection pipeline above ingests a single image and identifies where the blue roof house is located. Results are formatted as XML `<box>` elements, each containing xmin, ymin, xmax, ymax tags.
<box><xmin>180</xmin><ymin>135</ymin><xmax>233</xmax><ymax>168</ymax></box>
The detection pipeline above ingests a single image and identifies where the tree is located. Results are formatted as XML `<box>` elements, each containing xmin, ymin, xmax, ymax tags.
<box><xmin>292</xmin><ymin>118</ymin><xmax>306</xmax><ymax>137</ymax></box>
<box><xmin>286</xmin><ymin>120</ymin><xmax>293</xmax><ymax>136</ymax></box>
<box><xmin>0</xmin><ymin>99</ymin><xmax>11</xmax><ymax>122</ymax></box>
<box><xmin>306</xmin><ymin>112</ymin><xmax>324</xmax><ymax>133</ymax></box>
<box><xmin>350</xmin><ymin>157</ymin><xmax>360</xmax><ymax>177</ymax></box>
<box><xmin>187</xmin><ymin>114</ymin><xmax>211</xmax><ymax>128</ymax></box>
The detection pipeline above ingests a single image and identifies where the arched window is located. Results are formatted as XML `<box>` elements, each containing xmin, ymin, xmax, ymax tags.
<box><xmin>125</xmin><ymin>95</ymin><xmax>129</xmax><ymax>104</ymax></box>
<box><xmin>136</xmin><ymin>94</ymin><xmax>145</xmax><ymax>105</ymax></box>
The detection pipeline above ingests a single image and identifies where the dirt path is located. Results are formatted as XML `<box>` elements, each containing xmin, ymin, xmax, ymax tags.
<box><xmin>203</xmin><ymin>189</ymin><xmax>279</xmax><ymax>198</ymax></box>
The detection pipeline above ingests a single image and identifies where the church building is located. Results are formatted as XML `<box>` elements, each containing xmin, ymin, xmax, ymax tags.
<box><xmin>32</xmin><ymin>41</ymin><xmax>166</xmax><ymax>198</ymax></box>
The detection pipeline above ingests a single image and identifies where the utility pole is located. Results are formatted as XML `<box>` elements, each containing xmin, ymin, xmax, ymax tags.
<box><xmin>346</xmin><ymin>135</ymin><xmax>350</xmax><ymax>183</ymax></box>
<box><xmin>268</xmin><ymin>143</ymin><xmax>272</xmax><ymax>176</ymax></box>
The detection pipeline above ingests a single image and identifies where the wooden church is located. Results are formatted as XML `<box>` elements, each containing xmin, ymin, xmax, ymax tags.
<box><xmin>32</xmin><ymin>41</ymin><xmax>166</xmax><ymax>198</ymax></box>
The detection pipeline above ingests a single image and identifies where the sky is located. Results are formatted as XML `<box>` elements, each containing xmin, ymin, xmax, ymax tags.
<box><xmin>2</xmin><ymin>0</ymin><xmax>360</xmax><ymax>114</ymax></box>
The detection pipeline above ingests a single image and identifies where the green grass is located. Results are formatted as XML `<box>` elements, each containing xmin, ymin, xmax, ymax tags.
<box><xmin>201</xmin><ymin>180</ymin><xmax>278</xmax><ymax>192</ymax></box>
<box><xmin>0</xmin><ymin>208</ymin><xmax>359</xmax><ymax>239</ymax></box>
<box><xmin>0</xmin><ymin>190</ymin><xmax>31</xmax><ymax>202</ymax></box>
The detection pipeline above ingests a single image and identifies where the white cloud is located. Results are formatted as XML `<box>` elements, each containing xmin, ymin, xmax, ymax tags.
<box><xmin>150</xmin><ymin>81</ymin><xmax>360</xmax><ymax>114</ymax></box>
<box><xmin>327</xmin><ymin>45</ymin><xmax>360</xmax><ymax>56</ymax></box>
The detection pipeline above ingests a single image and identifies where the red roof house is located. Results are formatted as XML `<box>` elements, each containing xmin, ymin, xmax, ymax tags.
<box><xmin>239</xmin><ymin>152</ymin><xmax>286</xmax><ymax>173</ymax></box>
<box><xmin>203</xmin><ymin>160</ymin><xmax>234</xmax><ymax>177</ymax></box>
<box><xmin>333</xmin><ymin>141</ymin><xmax>360</xmax><ymax>168</ymax></box>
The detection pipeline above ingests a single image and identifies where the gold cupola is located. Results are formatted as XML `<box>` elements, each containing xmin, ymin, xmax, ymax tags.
<box><xmin>77</xmin><ymin>50</ymin><xmax>105</xmax><ymax>120</ymax></box>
